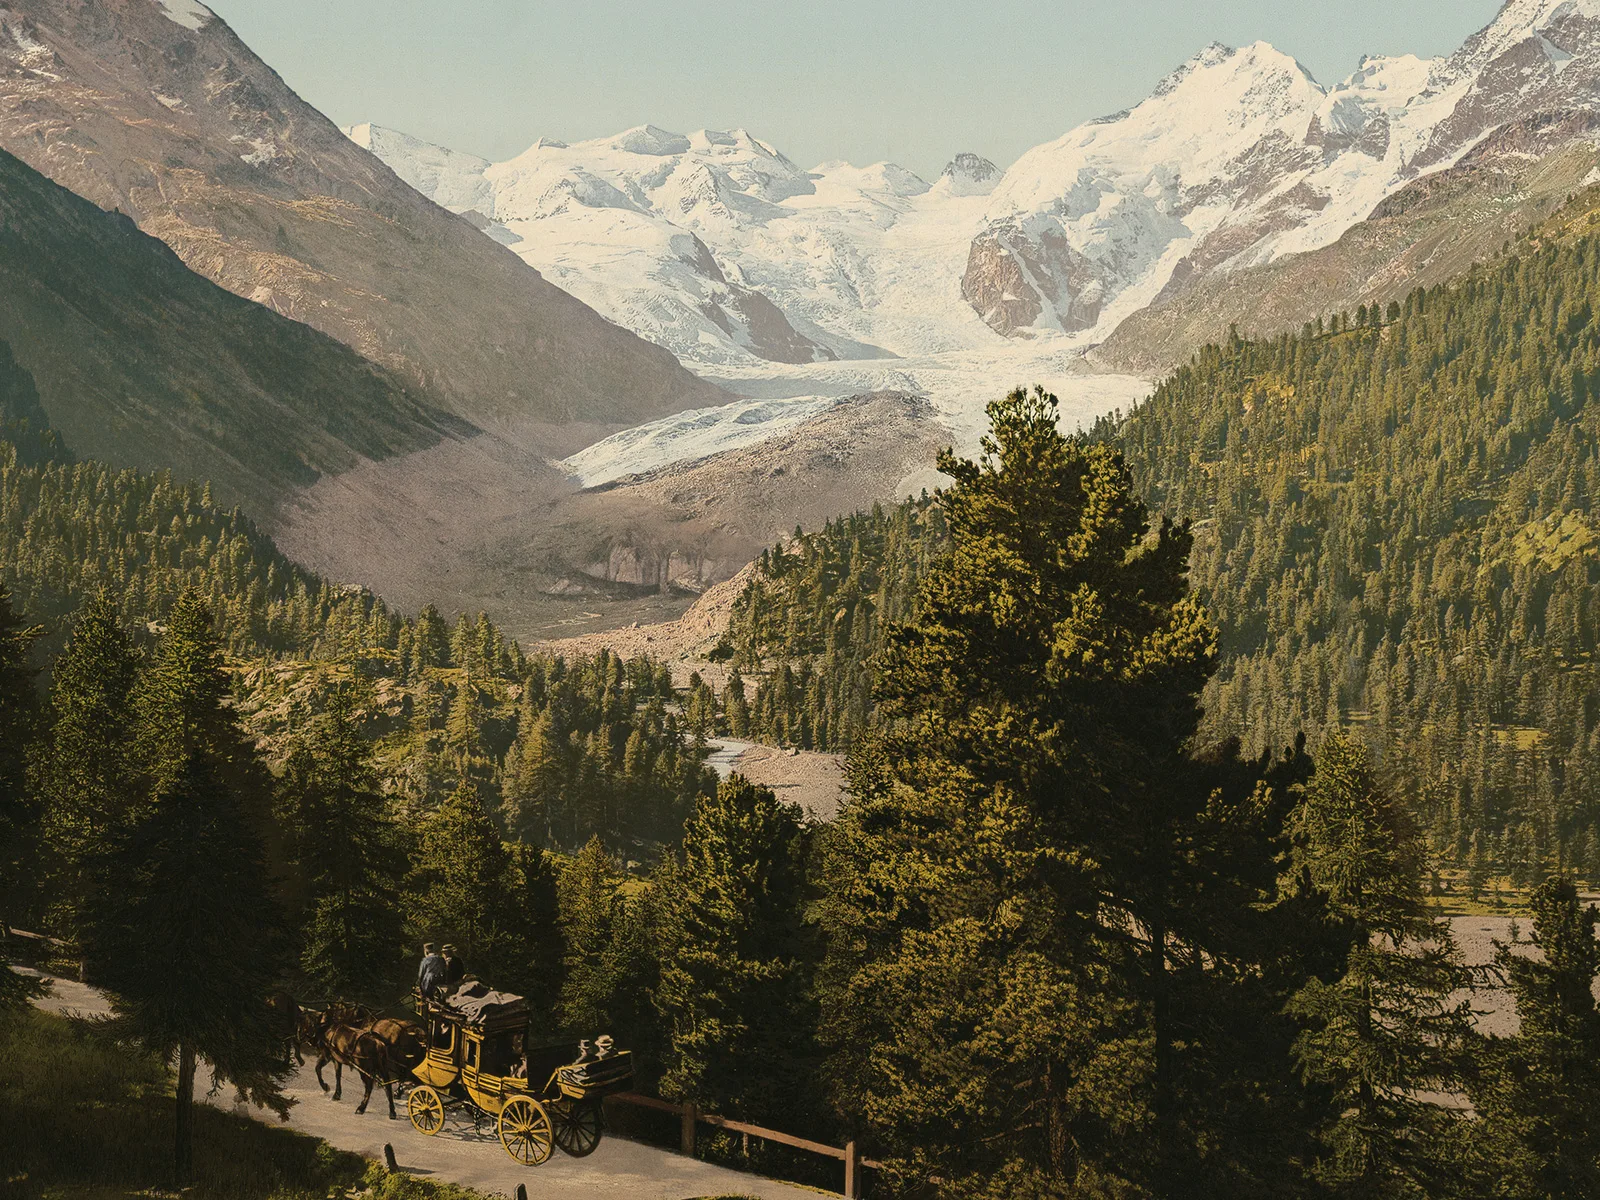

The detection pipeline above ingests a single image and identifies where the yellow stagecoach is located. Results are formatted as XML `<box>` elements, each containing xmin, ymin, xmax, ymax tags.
<box><xmin>403</xmin><ymin>985</ymin><xmax>634</xmax><ymax>1165</ymax></box>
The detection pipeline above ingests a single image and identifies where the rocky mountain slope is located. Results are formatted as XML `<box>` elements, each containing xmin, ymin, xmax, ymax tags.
<box><xmin>1096</xmin><ymin>110</ymin><xmax>1600</xmax><ymax>373</ymax></box>
<box><xmin>271</xmin><ymin>390</ymin><xmax>951</xmax><ymax>642</ymax></box>
<box><xmin>0</xmin><ymin>146</ymin><xmax>458</xmax><ymax>513</ymax></box>
<box><xmin>0</xmin><ymin>0</ymin><xmax>723</xmax><ymax>438</ymax></box>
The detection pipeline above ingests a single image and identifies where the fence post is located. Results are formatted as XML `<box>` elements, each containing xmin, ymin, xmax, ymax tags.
<box><xmin>844</xmin><ymin>1138</ymin><xmax>860</xmax><ymax>1199</ymax></box>
<box><xmin>681</xmin><ymin>1101</ymin><xmax>697</xmax><ymax>1157</ymax></box>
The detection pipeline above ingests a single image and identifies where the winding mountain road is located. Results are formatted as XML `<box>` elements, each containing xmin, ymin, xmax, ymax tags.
<box><xmin>22</xmin><ymin>970</ymin><xmax>822</xmax><ymax>1200</ymax></box>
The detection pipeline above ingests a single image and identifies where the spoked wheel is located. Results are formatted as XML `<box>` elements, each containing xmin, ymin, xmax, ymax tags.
<box><xmin>552</xmin><ymin>1099</ymin><xmax>604</xmax><ymax>1157</ymax></box>
<box><xmin>499</xmin><ymin>1095</ymin><xmax>555</xmax><ymax>1165</ymax></box>
<box><xmin>407</xmin><ymin>1084</ymin><xmax>445</xmax><ymax>1136</ymax></box>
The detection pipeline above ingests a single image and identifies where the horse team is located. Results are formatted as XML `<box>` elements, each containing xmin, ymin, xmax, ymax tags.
<box><xmin>267</xmin><ymin>992</ymin><xmax>427</xmax><ymax>1118</ymax></box>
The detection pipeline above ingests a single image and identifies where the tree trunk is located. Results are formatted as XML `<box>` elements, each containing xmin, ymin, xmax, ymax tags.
<box><xmin>175</xmin><ymin>1040</ymin><xmax>196</xmax><ymax>1185</ymax></box>
<box><xmin>1150</xmin><ymin>899</ymin><xmax>1172</xmax><ymax>1198</ymax></box>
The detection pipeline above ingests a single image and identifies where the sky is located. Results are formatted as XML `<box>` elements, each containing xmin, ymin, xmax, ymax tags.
<box><xmin>208</xmin><ymin>0</ymin><xmax>1507</xmax><ymax>179</ymax></box>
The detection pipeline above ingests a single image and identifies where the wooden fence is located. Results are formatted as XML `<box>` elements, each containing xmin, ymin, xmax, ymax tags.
<box><xmin>605</xmin><ymin>1091</ymin><xmax>881</xmax><ymax>1198</ymax></box>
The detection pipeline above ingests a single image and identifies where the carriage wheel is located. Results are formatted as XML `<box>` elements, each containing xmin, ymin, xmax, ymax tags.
<box><xmin>499</xmin><ymin>1096</ymin><xmax>555</xmax><ymax>1166</ymax></box>
<box><xmin>552</xmin><ymin>1099</ymin><xmax>604</xmax><ymax>1157</ymax></box>
<box><xmin>407</xmin><ymin>1085</ymin><xmax>445</xmax><ymax>1136</ymax></box>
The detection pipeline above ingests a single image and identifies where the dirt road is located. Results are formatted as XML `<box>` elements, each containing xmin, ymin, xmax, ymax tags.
<box><xmin>20</xmin><ymin>970</ymin><xmax>824</xmax><ymax>1200</ymax></box>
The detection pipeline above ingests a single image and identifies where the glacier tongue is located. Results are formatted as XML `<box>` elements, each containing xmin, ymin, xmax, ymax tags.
<box><xmin>346</xmin><ymin>0</ymin><xmax>1600</xmax><ymax>481</ymax></box>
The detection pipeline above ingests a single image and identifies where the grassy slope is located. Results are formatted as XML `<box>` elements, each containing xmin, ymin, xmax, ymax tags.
<box><xmin>0</xmin><ymin>1008</ymin><xmax>488</xmax><ymax>1200</ymax></box>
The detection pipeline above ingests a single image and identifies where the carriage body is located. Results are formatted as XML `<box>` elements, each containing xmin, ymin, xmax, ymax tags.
<box><xmin>405</xmin><ymin>988</ymin><xmax>632</xmax><ymax>1165</ymax></box>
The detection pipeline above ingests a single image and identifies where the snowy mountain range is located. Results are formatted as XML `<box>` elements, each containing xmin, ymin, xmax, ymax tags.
<box><xmin>349</xmin><ymin>0</ymin><xmax>1600</xmax><ymax>446</ymax></box>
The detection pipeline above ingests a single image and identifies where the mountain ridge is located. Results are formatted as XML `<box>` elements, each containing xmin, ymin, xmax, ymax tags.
<box><xmin>0</xmin><ymin>0</ymin><xmax>725</xmax><ymax>435</ymax></box>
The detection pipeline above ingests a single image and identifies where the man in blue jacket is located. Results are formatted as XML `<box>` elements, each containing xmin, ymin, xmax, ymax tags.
<box><xmin>416</xmin><ymin>942</ymin><xmax>447</xmax><ymax>998</ymax></box>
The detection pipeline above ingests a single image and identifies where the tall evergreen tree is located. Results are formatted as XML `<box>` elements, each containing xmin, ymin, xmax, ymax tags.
<box><xmin>817</xmin><ymin>387</ymin><xmax>1225</xmax><ymax>1196</ymax></box>
<box><xmin>0</xmin><ymin>581</ymin><xmax>42</xmax><ymax>1011</ymax></box>
<box><xmin>277</xmin><ymin>688</ymin><xmax>405</xmax><ymax>1002</ymax></box>
<box><xmin>405</xmin><ymin>780</ymin><xmax>509</xmax><ymax>970</ymax></box>
<box><xmin>87</xmin><ymin>588</ymin><xmax>288</xmax><ymax>1183</ymax></box>
<box><xmin>1288</xmin><ymin>731</ymin><xmax>1473</xmax><ymax>1199</ymax></box>
<box><xmin>40</xmin><ymin>591</ymin><xmax>138</xmax><ymax>957</ymax></box>
<box><xmin>495</xmin><ymin>842</ymin><xmax>565</xmax><ymax>1024</ymax></box>
<box><xmin>557</xmin><ymin>835</ymin><xmax>658</xmax><ymax>1043</ymax></box>
<box><xmin>655</xmin><ymin>775</ymin><xmax>818</xmax><ymax>1126</ymax></box>
<box><xmin>1470</xmin><ymin>875</ymin><xmax>1600</xmax><ymax>1199</ymax></box>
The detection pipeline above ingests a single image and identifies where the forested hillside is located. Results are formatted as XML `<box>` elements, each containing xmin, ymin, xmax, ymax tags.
<box><xmin>718</xmin><ymin>499</ymin><xmax>947</xmax><ymax>750</ymax></box>
<box><xmin>726</xmin><ymin>205</ymin><xmax>1600</xmax><ymax>886</ymax></box>
<box><xmin>0</xmin><ymin>435</ymin><xmax>714</xmax><ymax>855</ymax></box>
<box><xmin>1110</xmin><ymin>224</ymin><xmax>1600</xmax><ymax>884</ymax></box>
<box><xmin>0</xmin><ymin>150</ymin><xmax>460</xmax><ymax>516</ymax></box>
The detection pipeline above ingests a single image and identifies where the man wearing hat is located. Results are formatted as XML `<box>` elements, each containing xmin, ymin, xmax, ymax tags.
<box><xmin>442</xmin><ymin>944</ymin><xmax>467</xmax><ymax>991</ymax></box>
<box><xmin>416</xmin><ymin>942</ymin><xmax>447</xmax><ymax>999</ymax></box>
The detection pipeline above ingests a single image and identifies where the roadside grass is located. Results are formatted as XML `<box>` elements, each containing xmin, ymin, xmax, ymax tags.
<box><xmin>0</xmin><ymin>1007</ymin><xmax>488</xmax><ymax>1200</ymax></box>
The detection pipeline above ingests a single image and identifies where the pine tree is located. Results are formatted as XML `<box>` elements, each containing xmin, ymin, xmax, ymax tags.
<box><xmin>277</xmin><ymin>688</ymin><xmax>405</xmax><ymax>1001</ymax></box>
<box><xmin>655</xmin><ymin>775</ymin><xmax>818</xmax><ymax>1126</ymax></box>
<box><xmin>405</xmin><ymin>780</ymin><xmax>510</xmax><ymax>971</ymax></box>
<box><xmin>88</xmin><ymin>588</ymin><xmax>289</xmax><ymax>1183</ymax></box>
<box><xmin>1288</xmin><ymin>731</ymin><xmax>1473</xmax><ymax>1199</ymax></box>
<box><xmin>1470</xmin><ymin>875</ymin><xmax>1600</xmax><ymax>1199</ymax></box>
<box><xmin>40</xmin><ymin>591</ymin><xmax>138</xmax><ymax>958</ymax></box>
<box><xmin>817</xmin><ymin>387</ymin><xmax>1222</xmax><ymax>1195</ymax></box>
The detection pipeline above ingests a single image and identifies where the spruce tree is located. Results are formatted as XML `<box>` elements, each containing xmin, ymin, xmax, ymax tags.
<box><xmin>40</xmin><ymin>591</ymin><xmax>138</xmax><ymax>958</ymax></box>
<box><xmin>558</xmin><ymin>836</ymin><xmax>628</xmax><ymax>1032</ymax></box>
<box><xmin>655</xmin><ymin>775</ymin><xmax>817</xmax><ymax>1126</ymax></box>
<box><xmin>496</xmin><ymin>842</ymin><xmax>565</xmax><ymax>1022</ymax></box>
<box><xmin>277</xmin><ymin>688</ymin><xmax>405</xmax><ymax>1002</ymax></box>
<box><xmin>88</xmin><ymin>588</ymin><xmax>288</xmax><ymax>1183</ymax></box>
<box><xmin>1470</xmin><ymin>875</ymin><xmax>1600</xmax><ymax>1199</ymax></box>
<box><xmin>0</xmin><ymin>581</ymin><xmax>42</xmax><ymax>1010</ymax></box>
<box><xmin>1288</xmin><ymin>731</ymin><xmax>1473</xmax><ymax>1199</ymax></box>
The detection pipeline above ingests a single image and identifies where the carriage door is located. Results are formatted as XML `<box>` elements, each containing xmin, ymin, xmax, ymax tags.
<box><xmin>463</xmin><ymin>1032</ymin><xmax>504</xmax><ymax>1113</ymax></box>
<box><xmin>415</xmin><ymin>1020</ymin><xmax>459</xmax><ymax>1089</ymax></box>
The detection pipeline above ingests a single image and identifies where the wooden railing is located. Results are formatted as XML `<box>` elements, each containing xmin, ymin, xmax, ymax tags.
<box><xmin>605</xmin><ymin>1090</ymin><xmax>881</xmax><ymax>1198</ymax></box>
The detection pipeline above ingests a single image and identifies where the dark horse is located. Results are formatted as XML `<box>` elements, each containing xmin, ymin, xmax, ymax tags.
<box><xmin>314</xmin><ymin>1002</ymin><xmax>426</xmax><ymax>1118</ymax></box>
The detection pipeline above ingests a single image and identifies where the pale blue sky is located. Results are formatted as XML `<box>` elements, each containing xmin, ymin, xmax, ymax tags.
<box><xmin>209</xmin><ymin>0</ymin><xmax>1506</xmax><ymax>179</ymax></box>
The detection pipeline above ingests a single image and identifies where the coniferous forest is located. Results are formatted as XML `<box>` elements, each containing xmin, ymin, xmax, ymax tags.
<box><xmin>10</xmin><ymin>199</ymin><xmax>1600</xmax><ymax>1199</ymax></box>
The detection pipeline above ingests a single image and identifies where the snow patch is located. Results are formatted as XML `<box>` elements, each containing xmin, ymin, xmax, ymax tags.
<box><xmin>154</xmin><ymin>0</ymin><xmax>213</xmax><ymax>31</ymax></box>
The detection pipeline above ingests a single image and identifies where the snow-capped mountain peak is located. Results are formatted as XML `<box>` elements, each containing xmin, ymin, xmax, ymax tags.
<box><xmin>349</xmin><ymin>0</ymin><xmax>1600</xmax><ymax>451</ymax></box>
<box><xmin>937</xmin><ymin>153</ymin><xmax>999</xmax><ymax>197</ymax></box>
<box><xmin>1455</xmin><ymin>0</ymin><xmax>1600</xmax><ymax>76</ymax></box>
